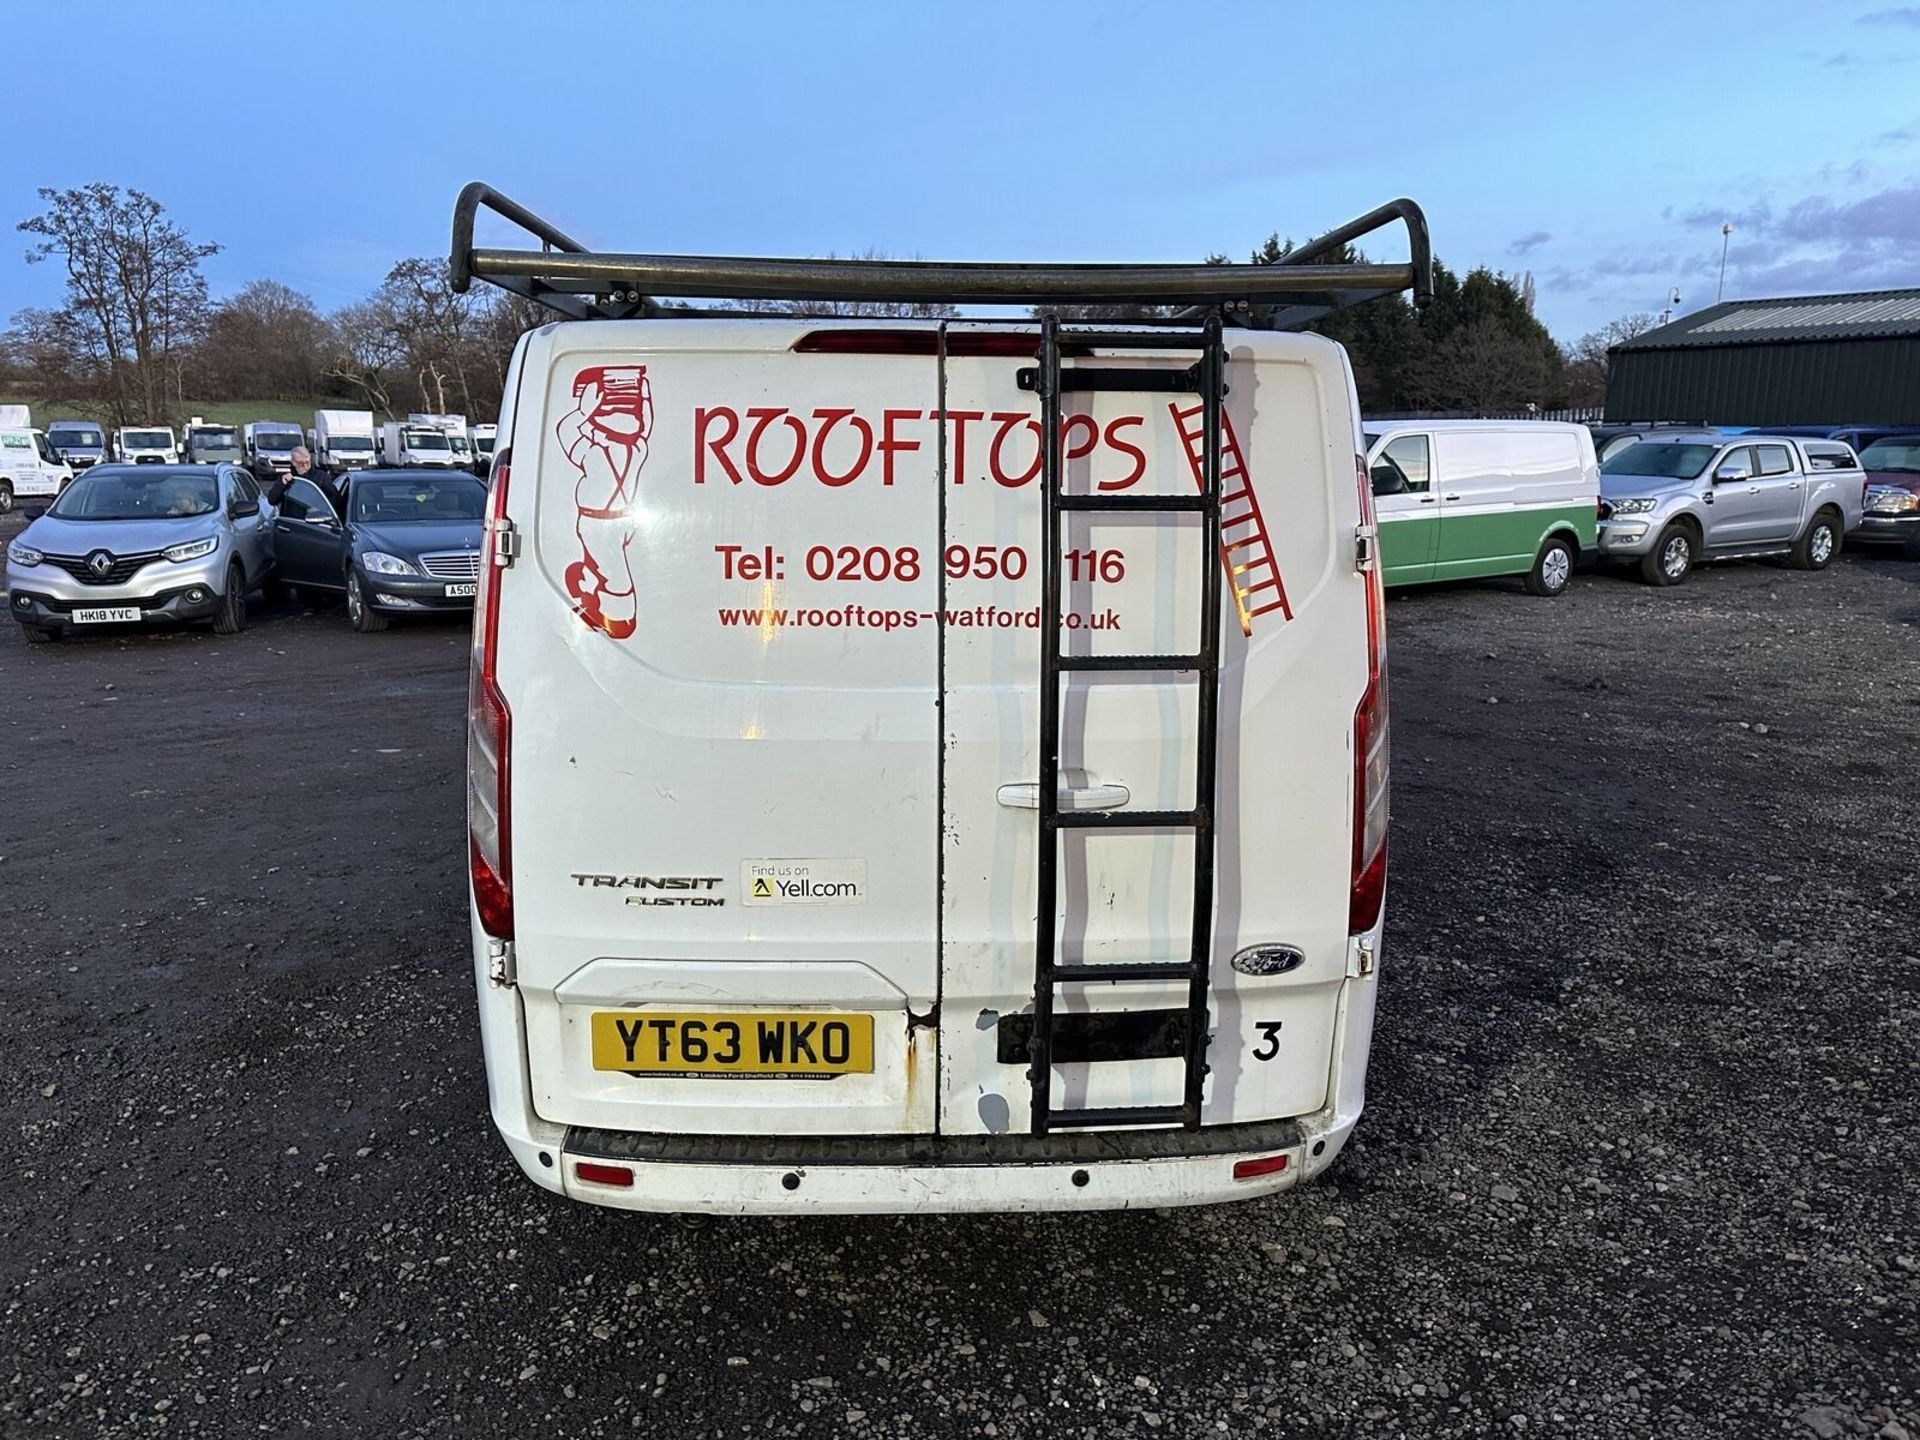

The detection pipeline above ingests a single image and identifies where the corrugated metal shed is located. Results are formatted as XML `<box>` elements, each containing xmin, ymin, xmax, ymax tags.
<box><xmin>1605</xmin><ymin>287</ymin><xmax>1920</xmax><ymax>425</ymax></box>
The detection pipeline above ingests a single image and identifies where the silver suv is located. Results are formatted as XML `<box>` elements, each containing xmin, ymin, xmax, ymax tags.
<box><xmin>1596</xmin><ymin>435</ymin><xmax>1865</xmax><ymax>585</ymax></box>
<box><xmin>6</xmin><ymin>464</ymin><xmax>276</xmax><ymax>643</ymax></box>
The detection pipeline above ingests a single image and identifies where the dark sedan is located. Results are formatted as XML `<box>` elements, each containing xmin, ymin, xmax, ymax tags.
<box><xmin>1853</xmin><ymin>435</ymin><xmax>1920</xmax><ymax>559</ymax></box>
<box><xmin>272</xmin><ymin>469</ymin><xmax>487</xmax><ymax>632</ymax></box>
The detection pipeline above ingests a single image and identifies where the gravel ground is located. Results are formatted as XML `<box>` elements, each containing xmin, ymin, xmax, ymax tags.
<box><xmin>1</xmin><ymin>521</ymin><xmax>1915</xmax><ymax>1439</ymax></box>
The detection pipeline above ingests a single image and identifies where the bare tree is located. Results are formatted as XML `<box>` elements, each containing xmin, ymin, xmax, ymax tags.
<box><xmin>377</xmin><ymin>258</ymin><xmax>480</xmax><ymax>414</ymax></box>
<box><xmin>199</xmin><ymin>280</ymin><xmax>330</xmax><ymax>401</ymax></box>
<box><xmin>18</xmin><ymin>184</ymin><xmax>218</xmax><ymax>425</ymax></box>
<box><xmin>731</xmin><ymin>250</ymin><xmax>959</xmax><ymax>320</ymax></box>
<box><xmin>1564</xmin><ymin>312</ymin><xmax>1659</xmax><ymax>408</ymax></box>
<box><xmin>322</xmin><ymin>301</ymin><xmax>404</xmax><ymax>415</ymax></box>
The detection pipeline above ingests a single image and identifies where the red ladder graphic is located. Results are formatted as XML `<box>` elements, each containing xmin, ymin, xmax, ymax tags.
<box><xmin>1169</xmin><ymin>401</ymin><xmax>1292</xmax><ymax>635</ymax></box>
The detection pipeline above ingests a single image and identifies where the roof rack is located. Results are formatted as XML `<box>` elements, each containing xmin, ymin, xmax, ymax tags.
<box><xmin>449</xmin><ymin>182</ymin><xmax>1433</xmax><ymax>328</ymax></box>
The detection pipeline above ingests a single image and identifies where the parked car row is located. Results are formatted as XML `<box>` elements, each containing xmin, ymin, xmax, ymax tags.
<box><xmin>4</xmin><ymin>463</ymin><xmax>487</xmax><ymax>642</ymax></box>
<box><xmin>1363</xmin><ymin>419</ymin><xmax>1896</xmax><ymax>592</ymax></box>
<box><xmin>5</xmin><ymin>416</ymin><xmax>1918</xmax><ymax>645</ymax></box>
<box><xmin>30</xmin><ymin>410</ymin><xmax>495</xmax><ymax>493</ymax></box>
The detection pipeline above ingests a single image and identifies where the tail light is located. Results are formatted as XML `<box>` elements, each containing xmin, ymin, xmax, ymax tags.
<box><xmin>468</xmin><ymin>454</ymin><xmax>513</xmax><ymax>939</ymax></box>
<box><xmin>1350</xmin><ymin>456</ymin><xmax>1389</xmax><ymax>935</ymax></box>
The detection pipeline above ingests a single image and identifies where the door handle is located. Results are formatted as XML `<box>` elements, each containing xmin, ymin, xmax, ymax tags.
<box><xmin>1444</xmin><ymin>493</ymin><xmax>1461</xmax><ymax>501</ymax></box>
<box><xmin>1418</xmin><ymin>495</ymin><xmax>1436</xmax><ymax>505</ymax></box>
<box><xmin>997</xmin><ymin>780</ymin><xmax>1132</xmax><ymax>811</ymax></box>
<box><xmin>1788</xmin><ymin>480</ymin><xmax>1802</xmax><ymax>489</ymax></box>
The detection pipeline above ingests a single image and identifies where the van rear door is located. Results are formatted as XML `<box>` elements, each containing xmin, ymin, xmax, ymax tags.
<box><xmin>499</xmin><ymin>322</ymin><xmax>942</xmax><ymax>1137</ymax></box>
<box><xmin>936</xmin><ymin>329</ymin><xmax>1365</xmax><ymax>1137</ymax></box>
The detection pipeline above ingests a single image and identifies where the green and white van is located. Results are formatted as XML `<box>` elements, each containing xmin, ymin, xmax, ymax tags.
<box><xmin>1365</xmin><ymin>420</ymin><xmax>1599</xmax><ymax>596</ymax></box>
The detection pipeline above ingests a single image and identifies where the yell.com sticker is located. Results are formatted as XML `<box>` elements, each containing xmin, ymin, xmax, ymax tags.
<box><xmin>741</xmin><ymin>859</ymin><xmax>868</xmax><ymax>906</ymax></box>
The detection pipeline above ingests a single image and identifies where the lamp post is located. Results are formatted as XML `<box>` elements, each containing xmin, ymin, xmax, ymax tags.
<box><xmin>1660</xmin><ymin>287</ymin><xmax>1681</xmax><ymax>325</ymax></box>
<box><xmin>1717</xmin><ymin>222</ymin><xmax>1733</xmax><ymax>304</ymax></box>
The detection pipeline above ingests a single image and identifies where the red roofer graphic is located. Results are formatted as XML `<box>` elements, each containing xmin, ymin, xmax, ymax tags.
<box><xmin>556</xmin><ymin>365</ymin><xmax>652</xmax><ymax>639</ymax></box>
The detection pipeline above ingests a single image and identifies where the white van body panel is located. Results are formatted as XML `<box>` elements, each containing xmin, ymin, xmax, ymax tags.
<box><xmin>473</xmin><ymin>318</ymin><xmax>1383</xmax><ymax>1211</ymax></box>
<box><xmin>0</xmin><ymin>428</ymin><xmax>73</xmax><ymax>499</ymax></box>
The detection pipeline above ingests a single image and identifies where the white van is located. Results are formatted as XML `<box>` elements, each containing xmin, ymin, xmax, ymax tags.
<box><xmin>1365</xmin><ymin>420</ymin><xmax>1599</xmax><ymax>595</ymax></box>
<box><xmin>115</xmin><ymin>425</ymin><xmax>179</xmax><ymax>465</ymax></box>
<box><xmin>453</xmin><ymin>184</ymin><xmax>1430</xmax><ymax>1214</ymax></box>
<box><xmin>0</xmin><ymin>428</ymin><xmax>74</xmax><ymax>512</ymax></box>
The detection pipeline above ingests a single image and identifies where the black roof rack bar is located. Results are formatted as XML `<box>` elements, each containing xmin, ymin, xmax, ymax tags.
<box><xmin>1172</xmin><ymin>198</ymin><xmax>1433</xmax><ymax>327</ymax></box>
<box><xmin>450</xmin><ymin>182</ymin><xmax>1434</xmax><ymax>326</ymax></box>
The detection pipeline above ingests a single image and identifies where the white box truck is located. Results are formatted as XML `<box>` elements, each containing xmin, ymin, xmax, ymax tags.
<box><xmin>377</xmin><ymin>418</ymin><xmax>461</xmax><ymax>468</ymax></box>
<box><xmin>314</xmin><ymin>409</ymin><xmax>377</xmax><ymax>470</ymax></box>
<box><xmin>408</xmin><ymin>412</ymin><xmax>474</xmax><ymax>470</ymax></box>
<box><xmin>451</xmin><ymin>183</ymin><xmax>1427</xmax><ymax>1215</ymax></box>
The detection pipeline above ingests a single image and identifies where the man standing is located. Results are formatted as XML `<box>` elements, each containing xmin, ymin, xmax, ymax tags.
<box><xmin>270</xmin><ymin>446</ymin><xmax>342</xmax><ymax>511</ymax></box>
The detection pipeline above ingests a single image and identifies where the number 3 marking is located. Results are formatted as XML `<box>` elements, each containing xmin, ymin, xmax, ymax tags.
<box><xmin>1252</xmin><ymin>1021</ymin><xmax>1283</xmax><ymax>1062</ymax></box>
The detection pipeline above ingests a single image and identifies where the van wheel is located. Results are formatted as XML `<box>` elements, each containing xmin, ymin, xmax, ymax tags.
<box><xmin>1640</xmin><ymin>525</ymin><xmax>1695</xmax><ymax>586</ymax></box>
<box><xmin>1524</xmin><ymin>536</ymin><xmax>1576</xmax><ymax>597</ymax></box>
<box><xmin>1791</xmin><ymin>509</ymin><xmax>1841</xmax><ymax>570</ymax></box>
<box><xmin>0</xmin><ymin>480</ymin><xmax>13</xmax><ymax>514</ymax></box>
<box><xmin>212</xmin><ymin>565</ymin><xmax>249</xmax><ymax>634</ymax></box>
<box><xmin>346</xmin><ymin>571</ymin><xmax>389</xmax><ymax>633</ymax></box>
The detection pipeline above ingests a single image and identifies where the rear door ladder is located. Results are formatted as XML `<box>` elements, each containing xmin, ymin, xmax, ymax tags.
<box><xmin>1021</xmin><ymin>313</ymin><xmax>1227</xmax><ymax>1134</ymax></box>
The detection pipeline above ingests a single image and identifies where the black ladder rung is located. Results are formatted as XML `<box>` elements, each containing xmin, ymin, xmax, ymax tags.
<box><xmin>1051</xmin><ymin>961</ymin><xmax>1195</xmax><ymax>983</ymax></box>
<box><xmin>1046</xmin><ymin>1104</ymin><xmax>1192</xmax><ymax>1131</ymax></box>
<box><xmin>1019</xmin><ymin>365</ymin><xmax>1215</xmax><ymax>395</ymax></box>
<box><xmin>1051</xmin><ymin>808</ymin><xmax>1200</xmax><ymax>830</ymax></box>
<box><xmin>1058</xmin><ymin>492</ymin><xmax>1210</xmax><ymax>513</ymax></box>
<box><xmin>1056</xmin><ymin>653</ymin><xmax>1202</xmax><ymax>673</ymax></box>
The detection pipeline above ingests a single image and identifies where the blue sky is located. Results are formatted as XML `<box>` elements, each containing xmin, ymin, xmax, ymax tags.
<box><xmin>4</xmin><ymin>0</ymin><xmax>1918</xmax><ymax>343</ymax></box>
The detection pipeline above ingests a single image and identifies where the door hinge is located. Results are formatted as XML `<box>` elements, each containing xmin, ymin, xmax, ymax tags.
<box><xmin>486</xmin><ymin>937</ymin><xmax>517</xmax><ymax>988</ymax></box>
<box><xmin>1354</xmin><ymin>523</ymin><xmax>1378</xmax><ymax>572</ymax></box>
<box><xmin>1346</xmin><ymin>934</ymin><xmax>1377</xmax><ymax>979</ymax></box>
<box><xmin>491</xmin><ymin>518</ymin><xmax>521</xmax><ymax>568</ymax></box>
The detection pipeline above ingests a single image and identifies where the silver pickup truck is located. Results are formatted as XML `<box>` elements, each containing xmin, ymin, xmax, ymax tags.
<box><xmin>1596</xmin><ymin>434</ymin><xmax>1865</xmax><ymax>585</ymax></box>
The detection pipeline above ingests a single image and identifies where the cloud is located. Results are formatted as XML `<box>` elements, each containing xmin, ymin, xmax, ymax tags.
<box><xmin>1859</xmin><ymin>5</ymin><xmax>1920</xmax><ymax>24</ymax></box>
<box><xmin>1508</xmin><ymin>230</ymin><xmax>1552</xmax><ymax>255</ymax></box>
<box><xmin>1672</xmin><ymin>199</ymin><xmax>1773</xmax><ymax>232</ymax></box>
<box><xmin>1776</xmin><ymin>180</ymin><xmax>1920</xmax><ymax>242</ymax></box>
<box><xmin>1875</xmin><ymin>125</ymin><xmax>1916</xmax><ymax>145</ymax></box>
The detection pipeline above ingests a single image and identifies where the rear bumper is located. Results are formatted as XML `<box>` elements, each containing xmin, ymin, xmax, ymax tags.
<box><xmin>556</xmin><ymin>1128</ymin><xmax>1317</xmax><ymax>1213</ymax></box>
<box><xmin>471</xmin><ymin>914</ymin><xmax>1382</xmax><ymax>1215</ymax></box>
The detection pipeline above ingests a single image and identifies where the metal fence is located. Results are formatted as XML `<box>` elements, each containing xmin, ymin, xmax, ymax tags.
<box><xmin>1367</xmin><ymin>407</ymin><xmax>1607</xmax><ymax>423</ymax></box>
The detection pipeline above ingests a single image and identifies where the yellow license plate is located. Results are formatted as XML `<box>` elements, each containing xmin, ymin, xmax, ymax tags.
<box><xmin>589</xmin><ymin>1010</ymin><xmax>875</xmax><ymax>1077</ymax></box>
